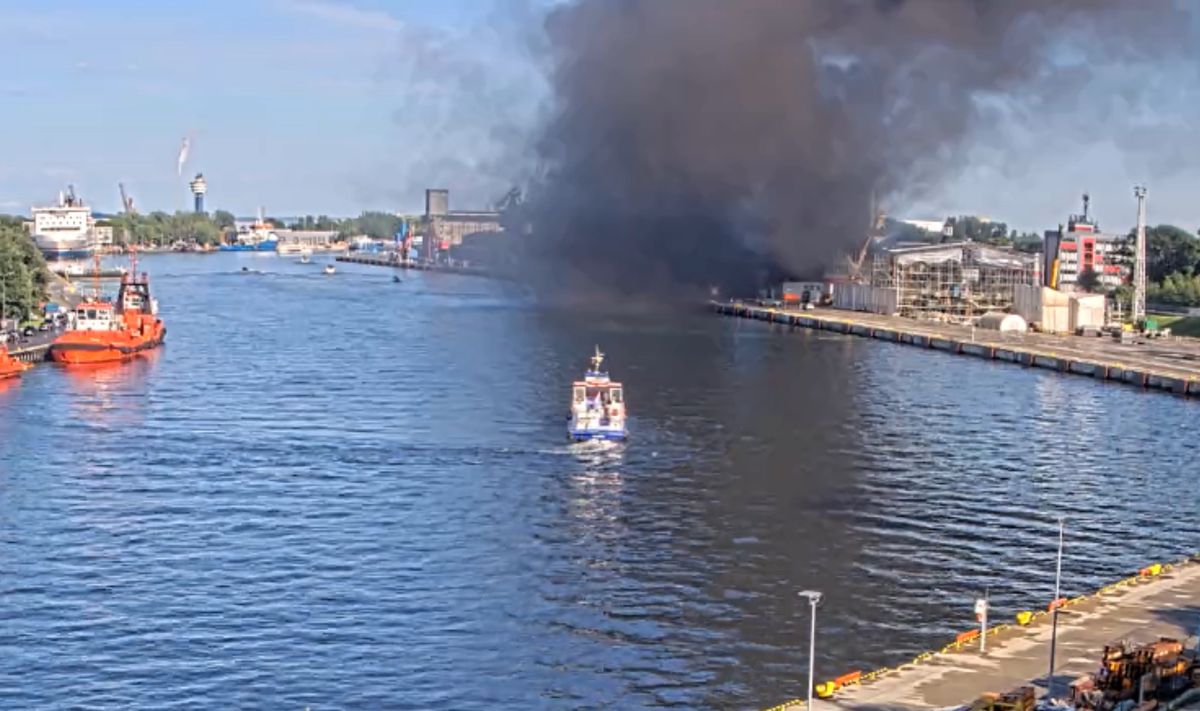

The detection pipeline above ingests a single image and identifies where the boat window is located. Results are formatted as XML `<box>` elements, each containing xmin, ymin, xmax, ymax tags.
<box><xmin>610</xmin><ymin>389</ymin><xmax>623</xmax><ymax>404</ymax></box>
<box><xmin>573</xmin><ymin>387</ymin><xmax>585</xmax><ymax>403</ymax></box>
<box><xmin>86</xmin><ymin>309</ymin><xmax>97</xmax><ymax>320</ymax></box>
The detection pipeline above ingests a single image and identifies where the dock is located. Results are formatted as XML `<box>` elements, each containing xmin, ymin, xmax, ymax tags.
<box><xmin>770</xmin><ymin>557</ymin><xmax>1200</xmax><ymax>711</ymax></box>
<box><xmin>334</xmin><ymin>253</ymin><xmax>493</xmax><ymax>278</ymax></box>
<box><xmin>10</xmin><ymin>342</ymin><xmax>51</xmax><ymax>363</ymax></box>
<box><xmin>715</xmin><ymin>302</ymin><xmax>1200</xmax><ymax>398</ymax></box>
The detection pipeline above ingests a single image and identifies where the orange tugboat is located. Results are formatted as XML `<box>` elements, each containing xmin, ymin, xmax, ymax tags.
<box><xmin>0</xmin><ymin>347</ymin><xmax>31</xmax><ymax>380</ymax></box>
<box><xmin>50</xmin><ymin>252</ymin><xmax>165</xmax><ymax>365</ymax></box>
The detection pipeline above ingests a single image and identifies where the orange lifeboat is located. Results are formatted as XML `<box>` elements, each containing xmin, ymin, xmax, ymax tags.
<box><xmin>51</xmin><ymin>266</ymin><xmax>165</xmax><ymax>366</ymax></box>
<box><xmin>0</xmin><ymin>346</ymin><xmax>31</xmax><ymax>379</ymax></box>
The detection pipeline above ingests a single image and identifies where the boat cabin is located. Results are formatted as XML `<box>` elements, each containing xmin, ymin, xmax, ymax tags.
<box><xmin>118</xmin><ymin>274</ymin><xmax>154</xmax><ymax>313</ymax></box>
<box><xmin>572</xmin><ymin>382</ymin><xmax>624</xmax><ymax>408</ymax></box>
<box><xmin>70</xmin><ymin>301</ymin><xmax>117</xmax><ymax>331</ymax></box>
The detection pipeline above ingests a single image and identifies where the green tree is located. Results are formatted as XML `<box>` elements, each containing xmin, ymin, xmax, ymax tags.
<box><xmin>1141</xmin><ymin>224</ymin><xmax>1199</xmax><ymax>283</ymax></box>
<box><xmin>354</xmin><ymin>211</ymin><xmax>403</xmax><ymax>240</ymax></box>
<box><xmin>212</xmin><ymin>210</ymin><xmax>236</xmax><ymax>230</ymax></box>
<box><xmin>1076</xmin><ymin>267</ymin><xmax>1100</xmax><ymax>293</ymax></box>
<box><xmin>0</xmin><ymin>222</ymin><xmax>50</xmax><ymax>323</ymax></box>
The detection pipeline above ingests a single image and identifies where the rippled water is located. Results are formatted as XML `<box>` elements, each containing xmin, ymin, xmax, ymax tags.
<box><xmin>1</xmin><ymin>253</ymin><xmax>1197</xmax><ymax>708</ymax></box>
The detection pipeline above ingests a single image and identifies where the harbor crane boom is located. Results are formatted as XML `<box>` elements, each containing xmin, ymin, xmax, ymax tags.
<box><xmin>118</xmin><ymin>183</ymin><xmax>137</xmax><ymax>216</ymax></box>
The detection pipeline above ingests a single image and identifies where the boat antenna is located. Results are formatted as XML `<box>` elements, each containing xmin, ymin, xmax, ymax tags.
<box><xmin>591</xmin><ymin>345</ymin><xmax>604</xmax><ymax>372</ymax></box>
<box><xmin>91</xmin><ymin>242</ymin><xmax>101</xmax><ymax>300</ymax></box>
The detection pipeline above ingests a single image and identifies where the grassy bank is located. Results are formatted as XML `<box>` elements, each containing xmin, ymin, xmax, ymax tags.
<box><xmin>1150</xmin><ymin>313</ymin><xmax>1200</xmax><ymax>337</ymax></box>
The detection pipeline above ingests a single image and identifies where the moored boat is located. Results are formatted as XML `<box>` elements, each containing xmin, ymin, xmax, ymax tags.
<box><xmin>568</xmin><ymin>346</ymin><xmax>627</xmax><ymax>441</ymax></box>
<box><xmin>50</xmin><ymin>254</ymin><xmax>165</xmax><ymax>365</ymax></box>
<box><xmin>0</xmin><ymin>347</ymin><xmax>31</xmax><ymax>380</ymax></box>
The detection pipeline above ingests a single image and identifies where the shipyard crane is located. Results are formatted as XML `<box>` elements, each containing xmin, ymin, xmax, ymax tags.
<box><xmin>118</xmin><ymin>183</ymin><xmax>137</xmax><ymax>216</ymax></box>
<box><xmin>494</xmin><ymin>186</ymin><xmax>523</xmax><ymax>212</ymax></box>
<box><xmin>846</xmin><ymin>192</ymin><xmax>887</xmax><ymax>282</ymax></box>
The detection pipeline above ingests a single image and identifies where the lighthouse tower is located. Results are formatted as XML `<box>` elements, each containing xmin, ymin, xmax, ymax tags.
<box><xmin>189</xmin><ymin>173</ymin><xmax>208</xmax><ymax>214</ymax></box>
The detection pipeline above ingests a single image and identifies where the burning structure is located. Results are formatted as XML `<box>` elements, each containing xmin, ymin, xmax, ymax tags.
<box><xmin>831</xmin><ymin>242</ymin><xmax>1037</xmax><ymax>318</ymax></box>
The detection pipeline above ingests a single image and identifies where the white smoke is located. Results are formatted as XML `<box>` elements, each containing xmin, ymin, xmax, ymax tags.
<box><xmin>176</xmin><ymin>137</ymin><xmax>190</xmax><ymax>178</ymax></box>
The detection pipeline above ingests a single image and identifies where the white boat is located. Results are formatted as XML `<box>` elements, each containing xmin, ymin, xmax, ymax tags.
<box><xmin>568</xmin><ymin>346</ymin><xmax>627</xmax><ymax>441</ymax></box>
<box><xmin>299</xmin><ymin>250</ymin><xmax>312</xmax><ymax>264</ymax></box>
<box><xmin>323</xmin><ymin>264</ymin><xmax>336</xmax><ymax>275</ymax></box>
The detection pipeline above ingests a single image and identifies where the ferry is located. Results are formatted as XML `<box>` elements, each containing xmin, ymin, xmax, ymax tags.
<box><xmin>31</xmin><ymin>187</ymin><xmax>95</xmax><ymax>260</ymax></box>
<box><xmin>568</xmin><ymin>346</ymin><xmax>627</xmax><ymax>441</ymax></box>
<box><xmin>50</xmin><ymin>253</ymin><xmax>166</xmax><ymax>365</ymax></box>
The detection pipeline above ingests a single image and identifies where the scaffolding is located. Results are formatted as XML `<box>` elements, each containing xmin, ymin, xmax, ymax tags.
<box><xmin>870</xmin><ymin>242</ymin><xmax>1037</xmax><ymax>321</ymax></box>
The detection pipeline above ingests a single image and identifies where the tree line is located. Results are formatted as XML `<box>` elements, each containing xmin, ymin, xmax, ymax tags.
<box><xmin>0</xmin><ymin>216</ymin><xmax>51</xmax><ymax>324</ymax></box>
<box><xmin>1140</xmin><ymin>225</ymin><xmax>1200</xmax><ymax>307</ymax></box>
<box><xmin>101</xmin><ymin>210</ymin><xmax>415</xmax><ymax>247</ymax></box>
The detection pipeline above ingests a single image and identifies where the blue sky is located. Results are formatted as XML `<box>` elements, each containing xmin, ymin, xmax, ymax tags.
<box><xmin>1</xmin><ymin>0</ymin><xmax>1198</xmax><ymax>233</ymax></box>
<box><xmin>0</xmin><ymin>0</ymin><xmax>547</xmax><ymax>217</ymax></box>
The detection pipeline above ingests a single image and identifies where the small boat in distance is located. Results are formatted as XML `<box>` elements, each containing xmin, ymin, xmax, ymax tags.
<box><xmin>323</xmin><ymin>264</ymin><xmax>336</xmax><ymax>275</ymax></box>
<box><xmin>568</xmin><ymin>346</ymin><xmax>627</xmax><ymax>441</ymax></box>
<box><xmin>300</xmin><ymin>250</ymin><xmax>312</xmax><ymax>264</ymax></box>
<box><xmin>0</xmin><ymin>347</ymin><xmax>31</xmax><ymax>380</ymax></box>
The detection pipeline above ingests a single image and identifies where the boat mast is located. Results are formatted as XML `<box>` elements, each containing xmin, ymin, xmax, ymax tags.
<box><xmin>91</xmin><ymin>243</ymin><xmax>101</xmax><ymax>300</ymax></box>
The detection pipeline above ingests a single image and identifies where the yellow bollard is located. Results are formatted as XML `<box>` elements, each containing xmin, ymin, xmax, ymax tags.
<box><xmin>1016</xmin><ymin>610</ymin><xmax>1034</xmax><ymax>626</ymax></box>
<box><xmin>815</xmin><ymin>682</ymin><xmax>837</xmax><ymax>699</ymax></box>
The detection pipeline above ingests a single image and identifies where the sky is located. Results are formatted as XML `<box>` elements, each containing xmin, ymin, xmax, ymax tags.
<box><xmin>0</xmin><ymin>0</ymin><xmax>549</xmax><ymax>217</ymax></box>
<box><xmin>1</xmin><ymin>0</ymin><xmax>1199</xmax><ymax>233</ymax></box>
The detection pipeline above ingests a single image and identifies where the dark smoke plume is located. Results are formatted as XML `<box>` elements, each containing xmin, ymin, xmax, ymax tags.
<box><xmin>511</xmin><ymin>0</ymin><xmax>1188</xmax><ymax>302</ymax></box>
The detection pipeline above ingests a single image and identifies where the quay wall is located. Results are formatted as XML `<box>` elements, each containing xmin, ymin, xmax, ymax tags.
<box><xmin>714</xmin><ymin>302</ymin><xmax>1200</xmax><ymax>399</ymax></box>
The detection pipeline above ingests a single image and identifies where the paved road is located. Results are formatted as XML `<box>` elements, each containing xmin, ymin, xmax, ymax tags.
<box><xmin>797</xmin><ymin>561</ymin><xmax>1200</xmax><ymax>711</ymax></box>
<box><xmin>762</xmin><ymin>305</ymin><xmax>1200</xmax><ymax>381</ymax></box>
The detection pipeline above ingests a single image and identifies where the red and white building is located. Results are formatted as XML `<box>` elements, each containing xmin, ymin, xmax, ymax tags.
<box><xmin>1042</xmin><ymin>196</ymin><xmax>1129</xmax><ymax>291</ymax></box>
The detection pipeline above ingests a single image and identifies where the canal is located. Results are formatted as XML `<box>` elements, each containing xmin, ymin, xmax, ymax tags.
<box><xmin>1</xmin><ymin>252</ymin><xmax>1197</xmax><ymax>708</ymax></box>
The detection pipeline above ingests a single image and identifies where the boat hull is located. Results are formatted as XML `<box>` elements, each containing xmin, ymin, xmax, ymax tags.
<box><xmin>219</xmin><ymin>241</ymin><xmax>277</xmax><ymax>252</ymax></box>
<box><xmin>568</xmin><ymin>426</ymin><xmax>627</xmax><ymax>442</ymax></box>
<box><xmin>50</xmin><ymin>329</ymin><xmax>165</xmax><ymax>365</ymax></box>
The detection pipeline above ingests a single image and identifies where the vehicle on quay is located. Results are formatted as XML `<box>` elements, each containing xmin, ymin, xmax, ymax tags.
<box><xmin>50</xmin><ymin>253</ymin><xmax>165</xmax><ymax>365</ymax></box>
<box><xmin>568</xmin><ymin>346</ymin><xmax>627</xmax><ymax>441</ymax></box>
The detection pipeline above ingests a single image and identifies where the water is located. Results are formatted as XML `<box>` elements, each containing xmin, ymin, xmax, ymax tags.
<box><xmin>1</xmin><ymin>253</ymin><xmax>1197</xmax><ymax>708</ymax></box>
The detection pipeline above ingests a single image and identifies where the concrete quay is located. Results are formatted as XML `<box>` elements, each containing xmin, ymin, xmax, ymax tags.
<box><xmin>335</xmin><ymin>253</ymin><xmax>492</xmax><ymax>278</ymax></box>
<box><xmin>715</xmin><ymin>302</ymin><xmax>1200</xmax><ymax>398</ymax></box>
<box><xmin>773</xmin><ymin>559</ymin><xmax>1200</xmax><ymax>711</ymax></box>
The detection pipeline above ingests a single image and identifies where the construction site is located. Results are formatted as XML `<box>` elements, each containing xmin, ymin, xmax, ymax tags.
<box><xmin>866</xmin><ymin>242</ymin><xmax>1038</xmax><ymax>319</ymax></box>
<box><xmin>806</xmin><ymin>190</ymin><xmax>1159</xmax><ymax>340</ymax></box>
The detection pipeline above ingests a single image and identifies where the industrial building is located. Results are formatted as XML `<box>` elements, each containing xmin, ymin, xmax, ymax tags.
<box><xmin>421</xmin><ymin>188</ymin><xmax>502</xmax><ymax>259</ymax></box>
<box><xmin>1042</xmin><ymin>194</ymin><xmax>1129</xmax><ymax>291</ymax></box>
<box><xmin>852</xmin><ymin>241</ymin><xmax>1038</xmax><ymax>318</ymax></box>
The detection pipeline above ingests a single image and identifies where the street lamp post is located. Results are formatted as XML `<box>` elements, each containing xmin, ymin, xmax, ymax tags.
<box><xmin>1048</xmin><ymin>517</ymin><xmax>1065</xmax><ymax>697</ymax></box>
<box><xmin>798</xmin><ymin>590</ymin><xmax>823</xmax><ymax>711</ymax></box>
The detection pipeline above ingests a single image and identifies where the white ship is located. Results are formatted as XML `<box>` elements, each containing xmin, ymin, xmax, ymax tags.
<box><xmin>32</xmin><ymin>187</ymin><xmax>95</xmax><ymax>261</ymax></box>
<box><xmin>568</xmin><ymin>346</ymin><xmax>627</xmax><ymax>441</ymax></box>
